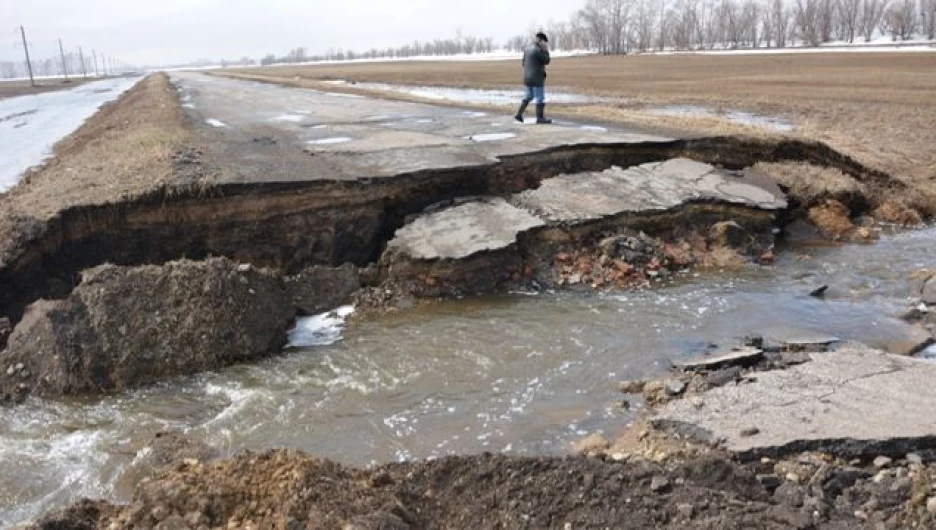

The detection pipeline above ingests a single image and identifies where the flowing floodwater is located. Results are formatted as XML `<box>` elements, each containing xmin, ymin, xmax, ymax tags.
<box><xmin>1</xmin><ymin>227</ymin><xmax>934</xmax><ymax>527</ymax></box>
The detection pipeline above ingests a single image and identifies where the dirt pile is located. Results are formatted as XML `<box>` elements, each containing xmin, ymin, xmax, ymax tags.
<box><xmin>33</xmin><ymin>448</ymin><xmax>910</xmax><ymax>530</ymax></box>
<box><xmin>0</xmin><ymin>257</ymin><xmax>295</xmax><ymax>401</ymax></box>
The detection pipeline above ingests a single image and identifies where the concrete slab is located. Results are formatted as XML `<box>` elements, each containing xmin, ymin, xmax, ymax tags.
<box><xmin>512</xmin><ymin>159</ymin><xmax>787</xmax><ymax>223</ymax></box>
<box><xmin>653</xmin><ymin>346</ymin><xmax>936</xmax><ymax>458</ymax></box>
<box><xmin>170</xmin><ymin>72</ymin><xmax>673</xmax><ymax>183</ymax></box>
<box><xmin>387</xmin><ymin>198</ymin><xmax>545</xmax><ymax>260</ymax></box>
<box><xmin>386</xmin><ymin>158</ymin><xmax>786</xmax><ymax>263</ymax></box>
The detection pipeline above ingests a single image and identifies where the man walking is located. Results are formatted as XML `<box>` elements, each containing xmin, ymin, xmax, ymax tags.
<box><xmin>515</xmin><ymin>32</ymin><xmax>552</xmax><ymax>125</ymax></box>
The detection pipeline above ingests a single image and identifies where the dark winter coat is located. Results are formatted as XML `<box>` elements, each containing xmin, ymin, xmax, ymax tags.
<box><xmin>522</xmin><ymin>43</ymin><xmax>551</xmax><ymax>87</ymax></box>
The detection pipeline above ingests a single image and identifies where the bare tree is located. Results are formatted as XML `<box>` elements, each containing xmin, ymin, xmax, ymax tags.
<box><xmin>882</xmin><ymin>0</ymin><xmax>918</xmax><ymax>39</ymax></box>
<box><xmin>837</xmin><ymin>0</ymin><xmax>862</xmax><ymax>41</ymax></box>
<box><xmin>795</xmin><ymin>0</ymin><xmax>826</xmax><ymax>45</ymax></box>
<box><xmin>859</xmin><ymin>0</ymin><xmax>888</xmax><ymax>41</ymax></box>
<box><xmin>920</xmin><ymin>0</ymin><xmax>936</xmax><ymax>38</ymax></box>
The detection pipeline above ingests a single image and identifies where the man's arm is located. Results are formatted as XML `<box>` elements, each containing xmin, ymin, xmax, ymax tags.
<box><xmin>537</xmin><ymin>44</ymin><xmax>551</xmax><ymax>65</ymax></box>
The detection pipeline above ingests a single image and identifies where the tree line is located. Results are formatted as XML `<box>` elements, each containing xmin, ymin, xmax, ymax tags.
<box><xmin>259</xmin><ymin>31</ymin><xmax>498</xmax><ymax>65</ymax></box>
<box><xmin>510</xmin><ymin>0</ymin><xmax>936</xmax><ymax>53</ymax></box>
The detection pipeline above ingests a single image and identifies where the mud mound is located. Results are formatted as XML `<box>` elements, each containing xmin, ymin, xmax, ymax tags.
<box><xmin>0</xmin><ymin>257</ymin><xmax>295</xmax><ymax>401</ymax></box>
<box><xmin>32</xmin><ymin>449</ymin><xmax>893</xmax><ymax>530</ymax></box>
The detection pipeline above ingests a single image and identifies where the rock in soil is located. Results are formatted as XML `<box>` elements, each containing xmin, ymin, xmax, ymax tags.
<box><xmin>808</xmin><ymin>199</ymin><xmax>855</xmax><ymax>240</ymax></box>
<box><xmin>0</xmin><ymin>257</ymin><xmax>296</xmax><ymax>401</ymax></box>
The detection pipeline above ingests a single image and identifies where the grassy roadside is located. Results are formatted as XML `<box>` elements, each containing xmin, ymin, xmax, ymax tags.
<box><xmin>222</xmin><ymin>53</ymin><xmax>936</xmax><ymax>216</ymax></box>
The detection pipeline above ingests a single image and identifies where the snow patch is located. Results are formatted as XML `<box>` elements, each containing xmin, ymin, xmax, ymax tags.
<box><xmin>466</xmin><ymin>132</ymin><xmax>516</xmax><ymax>142</ymax></box>
<box><xmin>324</xmin><ymin>92</ymin><xmax>364</xmax><ymax>99</ymax></box>
<box><xmin>581</xmin><ymin>125</ymin><xmax>608</xmax><ymax>132</ymax></box>
<box><xmin>205</xmin><ymin>118</ymin><xmax>228</xmax><ymax>128</ymax></box>
<box><xmin>269</xmin><ymin>114</ymin><xmax>304</xmax><ymax>123</ymax></box>
<box><xmin>287</xmin><ymin>306</ymin><xmax>355</xmax><ymax>347</ymax></box>
<box><xmin>0</xmin><ymin>76</ymin><xmax>142</xmax><ymax>192</ymax></box>
<box><xmin>307</xmin><ymin>136</ymin><xmax>352</xmax><ymax>145</ymax></box>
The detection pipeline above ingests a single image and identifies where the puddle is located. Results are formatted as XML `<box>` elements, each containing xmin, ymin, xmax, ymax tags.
<box><xmin>650</xmin><ymin>105</ymin><xmax>795</xmax><ymax>132</ymax></box>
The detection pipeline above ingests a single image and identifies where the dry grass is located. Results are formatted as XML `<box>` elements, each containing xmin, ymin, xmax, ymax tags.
<box><xmin>227</xmin><ymin>53</ymin><xmax>936</xmax><ymax>213</ymax></box>
<box><xmin>0</xmin><ymin>78</ymin><xmax>93</xmax><ymax>99</ymax></box>
<box><xmin>0</xmin><ymin>73</ymin><xmax>193</xmax><ymax>220</ymax></box>
<box><xmin>752</xmin><ymin>161</ymin><xmax>866</xmax><ymax>204</ymax></box>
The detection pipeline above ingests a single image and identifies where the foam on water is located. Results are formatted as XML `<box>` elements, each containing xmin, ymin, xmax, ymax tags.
<box><xmin>287</xmin><ymin>306</ymin><xmax>355</xmax><ymax>347</ymax></box>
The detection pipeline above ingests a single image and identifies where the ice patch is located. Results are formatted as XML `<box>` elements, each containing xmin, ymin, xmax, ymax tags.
<box><xmin>287</xmin><ymin>305</ymin><xmax>355</xmax><ymax>347</ymax></box>
<box><xmin>581</xmin><ymin>125</ymin><xmax>608</xmax><ymax>132</ymax></box>
<box><xmin>306</xmin><ymin>136</ymin><xmax>352</xmax><ymax>145</ymax></box>
<box><xmin>182</xmin><ymin>103</ymin><xmax>196</xmax><ymax>109</ymax></box>
<box><xmin>205</xmin><ymin>118</ymin><xmax>227</xmax><ymax>128</ymax></box>
<box><xmin>310</xmin><ymin>124</ymin><xmax>327</xmax><ymax>129</ymax></box>
<box><xmin>0</xmin><ymin>76</ymin><xmax>142</xmax><ymax>192</ymax></box>
<box><xmin>462</xmin><ymin>111</ymin><xmax>488</xmax><ymax>117</ymax></box>
<box><xmin>465</xmin><ymin>132</ymin><xmax>516</xmax><ymax>142</ymax></box>
<box><xmin>270</xmin><ymin>114</ymin><xmax>304</xmax><ymax>123</ymax></box>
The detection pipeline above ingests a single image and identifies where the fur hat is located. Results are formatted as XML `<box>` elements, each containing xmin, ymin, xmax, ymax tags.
<box><xmin>536</xmin><ymin>32</ymin><xmax>549</xmax><ymax>43</ymax></box>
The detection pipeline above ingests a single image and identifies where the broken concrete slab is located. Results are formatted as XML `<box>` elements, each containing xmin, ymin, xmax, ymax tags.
<box><xmin>387</xmin><ymin>159</ymin><xmax>786</xmax><ymax>264</ymax></box>
<box><xmin>511</xmin><ymin>159</ymin><xmax>787</xmax><ymax>224</ymax></box>
<box><xmin>676</xmin><ymin>347</ymin><xmax>765</xmax><ymax>371</ymax></box>
<box><xmin>652</xmin><ymin>346</ymin><xmax>936</xmax><ymax>460</ymax></box>
<box><xmin>386</xmin><ymin>197</ymin><xmax>545</xmax><ymax>260</ymax></box>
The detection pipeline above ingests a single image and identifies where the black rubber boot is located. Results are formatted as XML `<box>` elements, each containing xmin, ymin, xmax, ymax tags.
<box><xmin>515</xmin><ymin>99</ymin><xmax>530</xmax><ymax>122</ymax></box>
<box><xmin>535</xmin><ymin>104</ymin><xmax>552</xmax><ymax>124</ymax></box>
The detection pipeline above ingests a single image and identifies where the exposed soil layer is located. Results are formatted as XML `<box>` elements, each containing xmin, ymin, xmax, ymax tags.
<box><xmin>31</xmin><ymin>446</ymin><xmax>936</xmax><ymax>530</ymax></box>
<box><xmin>0</xmin><ymin>135</ymin><xmax>900</xmax><ymax>351</ymax></box>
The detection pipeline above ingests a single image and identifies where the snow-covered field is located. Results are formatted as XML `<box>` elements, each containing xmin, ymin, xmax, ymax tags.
<box><xmin>0</xmin><ymin>76</ymin><xmax>141</xmax><ymax>192</ymax></box>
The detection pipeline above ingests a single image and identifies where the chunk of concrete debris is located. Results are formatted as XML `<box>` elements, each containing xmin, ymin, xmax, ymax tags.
<box><xmin>654</xmin><ymin>346</ymin><xmax>936</xmax><ymax>458</ymax></box>
<box><xmin>676</xmin><ymin>347</ymin><xmax>764</xmax><ymax>371</ymax></box>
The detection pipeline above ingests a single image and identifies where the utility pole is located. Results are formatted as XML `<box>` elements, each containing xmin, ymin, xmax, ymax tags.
<box><xmin>78</xmin><ymin>47</ymin><xmax>88</xmax><ymax>78</ymax></box>
<box><xmin>19</xmin><ymin>26</ymin><xmax>36</xmax><ymax>87</ymax></box>
<box><xmin>58</xmin><ymin>39</ymin><xmax>69</xmax><ymax>80</ymax></box>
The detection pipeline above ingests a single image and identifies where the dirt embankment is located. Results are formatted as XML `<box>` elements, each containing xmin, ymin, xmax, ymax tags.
<box><xmin>31</xmin><ymin>445</ymin><xmax>936</xmax><ymax>530</ymax></box>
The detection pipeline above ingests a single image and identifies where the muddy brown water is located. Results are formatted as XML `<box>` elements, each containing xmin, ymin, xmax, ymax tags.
<box><xmin>1</xmin><ymin>227</ymin><xmax>934</xmax><ymax>527</ymax></box>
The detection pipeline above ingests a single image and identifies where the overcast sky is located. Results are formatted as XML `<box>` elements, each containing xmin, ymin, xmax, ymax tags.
<box><xmin>3</xmin><ymin>0</ymin><xmax>576</xmax><ymax>66</ymax></box>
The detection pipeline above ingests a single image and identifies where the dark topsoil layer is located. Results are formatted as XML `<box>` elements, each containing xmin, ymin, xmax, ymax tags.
<box><xmin>33</xmin><ymin>447</ymin><xmax>936</xmax><ymax>530</ymax></box>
